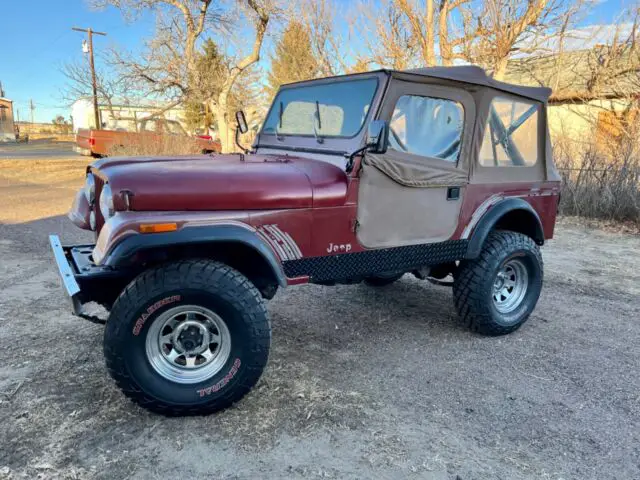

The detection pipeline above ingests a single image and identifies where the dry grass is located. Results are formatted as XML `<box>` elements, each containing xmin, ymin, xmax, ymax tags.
<box><xmin>107</xmin><ymin>135</ymin><xmax>206</xmax><ymax>157</ymax></box>
<box><xmin>206</xmin><ymin>352</ymin><xmax>373</xmax><ymax>448</ymax></box>
<box><xmin>0</xmin><ymin>159</ymin><xmax>85</xmax><ymax>185</ymax></box>
<box><xmin>0</xmin><ymin>158</ymin><xmax>86</xmax><ymax>223</ymax></box>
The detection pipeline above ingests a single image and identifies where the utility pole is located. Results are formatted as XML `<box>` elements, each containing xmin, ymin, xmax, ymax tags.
<box><xmin>72</xmin><ymin>27</ymin><xmax>106</xmax><ymax>130</ymax></box>
<box><xmin>29</xmin><ymin>99</ymin><xmax>35</xmax><ymax>125</ymax></box>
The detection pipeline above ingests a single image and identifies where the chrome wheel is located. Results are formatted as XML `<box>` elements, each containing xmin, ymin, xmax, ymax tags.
<box><xmin>145</xmin><ymin>305</ymin><xmax>231</xmax><ymax>384</ymax></box>
<box><xmin>492</xmin><ymin>259</ymin><xmax>529</xmax><ymax>314</ymax></box>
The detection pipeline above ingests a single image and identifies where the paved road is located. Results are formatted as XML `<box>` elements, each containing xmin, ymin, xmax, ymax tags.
<box><xmin>0</xmin><ymin>140</ymin><xmax>77</xmax><ymax>159</ymax></box>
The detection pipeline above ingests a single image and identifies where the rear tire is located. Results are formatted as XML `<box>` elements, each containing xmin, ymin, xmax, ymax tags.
<box><xmin>103</xmin><ymin>259</ymin><xmax>270</xmax><ymax>416</ymax></box>
<box><xmin>453</xmin><ymin>231</ymin><xmax>543</xmax><ymax>336</ymax></box>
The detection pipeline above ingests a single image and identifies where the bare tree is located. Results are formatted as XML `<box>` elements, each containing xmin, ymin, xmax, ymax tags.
<box><xmin>467</xmin><ymin>0</ymin><xmax>551</xmax><ymax>79</ymax></box>
<box><xmin>214</xmin><ymin>1</ymin><xmax>271</xmax><ymax>152</ymax></box>
<box><xmin>507</xmin><ymin>4</ymin><xmax>639</xmax><ymax>104</ymax></box>
<box><xmin>356</xmin><ymin>0</ymin><xmax>418</xmax><ymax>69</ymax></box>
<box><xmin>356</xmin><ymin>0</ymin><xmax>584</xmax><ymax>81</ymax></box>
<box><xmin>395</xmin><ymin>0</ymin><xmax>436</xmax><ymax>65</ymax></box>
<box><xmin>61</xmin><ymin>59</ymin><xmax>132</xmax><ymax>122</ymax></box>
<box><xmin>355</xmin><ymin>0</ymin><xmax>478</xmax><ymax>69</ymax></box>
<box><xmin>583</xmin><ymin>11</ymin><xmax>640</xmax><ymax>101</ymax></box>
<box><xmin>91</xmin><ymin>0</ymin><xmax>275</xmax><ymax>152</ymax></box>
<box><xmin>295</xmin><ymin>0</ymin><xmax>350</xmax><ymax>76</ymax></box>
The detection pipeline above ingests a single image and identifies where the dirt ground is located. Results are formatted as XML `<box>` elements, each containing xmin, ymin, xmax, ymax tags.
<box><xmin>0</xmin><ymin>149</ymin><xmax>639</xmax><ymax>480</ymax></box>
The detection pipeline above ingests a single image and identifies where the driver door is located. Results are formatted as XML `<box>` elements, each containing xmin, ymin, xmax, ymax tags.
<box><xmin>356</xmin><ymin>80</ymin><xmax>475</xmax><ymax>248</ymax></box>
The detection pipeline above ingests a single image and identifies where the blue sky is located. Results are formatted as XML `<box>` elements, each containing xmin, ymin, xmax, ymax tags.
<box><xmin>1</xmin><ymin>0</ymin><xmax>155</xmax><ymax>123</ymax></box>
<box><xmin>0</xmin><ymin>0</ymin><xmax>627</xmax><ymax>123</ymax></box>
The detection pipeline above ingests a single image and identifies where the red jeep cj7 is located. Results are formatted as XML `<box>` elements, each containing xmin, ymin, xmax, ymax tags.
<box><xmin>50</xmin><ymin>66</ymin><xmax>561</xmax><ymax>415</ymax></box>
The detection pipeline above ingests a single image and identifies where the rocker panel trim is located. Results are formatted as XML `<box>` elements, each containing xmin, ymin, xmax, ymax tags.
<box><xmin>282</xmin><ymin>239</ymin><xmax>468</xmax><ymax>282</ymax></box>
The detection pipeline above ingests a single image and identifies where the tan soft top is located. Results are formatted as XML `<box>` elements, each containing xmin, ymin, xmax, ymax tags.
<box><xmin>395</xmin><ymin>65</ymin><xmax>552</xmax><ymax>102</ymax></box>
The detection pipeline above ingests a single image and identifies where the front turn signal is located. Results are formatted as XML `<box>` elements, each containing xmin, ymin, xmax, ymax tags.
<box><xmin>139</xmin><ymin>223</ymin><xmax>178</xmax><ymax>234</ymax></box>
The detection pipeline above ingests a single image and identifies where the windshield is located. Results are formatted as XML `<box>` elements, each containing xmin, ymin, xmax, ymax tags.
<box><xmin>262</xmin><ymin>78</ymin><xmax>378</xmax><ymax>138</ymax></box>
<box><xmin>165</xmin><ymin>120</ymin><xmax>186</xmax><ymax>135</ymax></box>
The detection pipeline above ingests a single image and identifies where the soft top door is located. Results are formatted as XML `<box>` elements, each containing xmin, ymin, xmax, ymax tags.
<box><xmin>356</xmin><ymin>79</ymin><xmax>475</xmax><ymax>249</ymax></box>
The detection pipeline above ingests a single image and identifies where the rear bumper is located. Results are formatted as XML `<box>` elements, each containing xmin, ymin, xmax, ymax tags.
<box><xmin>49</xmin><ymin>235</ymin><xmax>134</xmax><ymax>316</ymax></box>
<box><xmin>73</xmin><ymin>145</ymin><xmax>92</xmax><ymax>156</ymax></box>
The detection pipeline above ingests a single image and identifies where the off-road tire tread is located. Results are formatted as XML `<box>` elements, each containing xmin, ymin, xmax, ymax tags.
<box><xmin>104</xmin><ymin>259</ymin><xmax>270</xmax><ymax>416</ymax></box>
<box><xmin>453</xmin><ymin>231</ymin><xmax>543</xmax><ymax>336</ymax></box>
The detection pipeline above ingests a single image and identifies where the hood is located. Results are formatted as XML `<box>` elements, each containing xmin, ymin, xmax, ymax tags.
<box><xmin>93</xmin><ymin>153</ymin><xmax>348</xmax><ymax>211</ymax></box>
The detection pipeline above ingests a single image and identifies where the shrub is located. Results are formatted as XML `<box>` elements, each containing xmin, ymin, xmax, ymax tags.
<box><xmin>555</xmin><ymin>132</ymin><xmax>640</xmax><ymax>224</ymax></box>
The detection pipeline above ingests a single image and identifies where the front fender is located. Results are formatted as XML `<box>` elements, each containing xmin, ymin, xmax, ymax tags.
<box><xmin>103</xmin><ymin>223</ymin><xmax>287</xmax><ymax>287</ymax></box>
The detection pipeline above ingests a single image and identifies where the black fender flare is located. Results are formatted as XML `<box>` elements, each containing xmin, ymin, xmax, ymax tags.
<box><xmin>465</xmin><ymin>197</ymin><xmax>544</xmax><ymax>259</ymax></box>
<box><xmin>104</xmin><ymin>223</ymin><xmax>287</xmax><ymax>287</ymax></box>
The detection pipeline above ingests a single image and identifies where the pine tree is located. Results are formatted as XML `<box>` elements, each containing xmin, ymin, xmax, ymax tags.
<box><xmin>266</xmin><ymin>21</ymin><xmax>320</xmax><ymax>100</ymax></box>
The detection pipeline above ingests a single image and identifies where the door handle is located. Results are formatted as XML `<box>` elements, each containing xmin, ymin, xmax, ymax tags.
<box><xmin>447</xmin><ymin>187</ymin><xmax>460</xmax><ymax>201</ymax></box>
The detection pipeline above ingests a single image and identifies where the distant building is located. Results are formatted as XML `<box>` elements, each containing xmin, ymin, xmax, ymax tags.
<box><xmin>0</xmin><ymin>84</ymin><xmax>16</xmax><ymax>142</ymax></box>
<box><xmin>71</xmin><ymin>98</ymin><xmax>186</xmax><ymax>133</ymax></box>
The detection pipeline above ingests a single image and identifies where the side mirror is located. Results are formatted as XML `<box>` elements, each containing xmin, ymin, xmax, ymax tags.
<box><xmin>235</xmin><ymin>110</ymin><xmax>248</xmax><ymax>134</ymax></box>
<box><xmin>366</xmin><ymin>120</ymin><xmax>388</xmax><ymax>154</ymax></box>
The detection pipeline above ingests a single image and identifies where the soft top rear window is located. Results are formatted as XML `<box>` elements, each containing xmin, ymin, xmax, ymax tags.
<box><xmin>262</xmin><ymin>78</ymin><xmax>378</xmax><ymax>138</ymax></box>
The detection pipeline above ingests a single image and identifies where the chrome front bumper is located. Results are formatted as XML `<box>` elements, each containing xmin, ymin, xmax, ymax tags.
<box><xmin>49</xmin><ymin>235</ymin><xmax>136</xmax><ymax>319</ymax></box>
<box><xmin>49</xmin><ymin>235</ymin><xmax>83</xmax><ymax>314</ymax></box>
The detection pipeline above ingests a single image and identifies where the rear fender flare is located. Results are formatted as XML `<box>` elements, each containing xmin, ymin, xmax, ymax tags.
<box><xmin>104</xmin><ymin>223</ymin><xmax>287</xmax><ymax>287</ymax></box>
<box><xmin>464</xmin><ymin>197</ymin><xmax>544</xmax><ymax>259</ymax></box>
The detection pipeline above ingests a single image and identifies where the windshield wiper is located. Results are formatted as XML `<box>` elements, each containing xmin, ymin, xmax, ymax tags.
<box><xmin>312</xmin><ymin>100</ymin><xmax>324</xmax><ymax>144</ymax></box>
<box><xmin>275</xmin><ymin>101</ymin><xmax>284</xmax><ymax>141</ymax></box>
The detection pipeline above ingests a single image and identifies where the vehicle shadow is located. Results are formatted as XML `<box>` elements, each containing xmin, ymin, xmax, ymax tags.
<box><xmin>271</xmin><ymin>275</ymin><xmax>466</xmax><ymax>359</ymax></box>
<box><xmin>0</xmin><ymin>214</ymin><xmax>93</xmax><ymax>256</ymax></box>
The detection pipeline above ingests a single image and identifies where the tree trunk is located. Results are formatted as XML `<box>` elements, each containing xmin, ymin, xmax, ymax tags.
<box><xmin>214</xmin><ymin>92</ymin><xmax>234</xmax><ymax>153</ymax></box>
<box><xmin>439</xmin><ymin>0</ymin><xmax>452</xmax><ymax>66</ymax></box>
<box><xmin>217</xmin><ymin>116</ymin><xmax>235</xmax><ymax>153</ymax></box>
<box><xmin>425</xmin><ymin>0</ymin><xmax>436</xmax><ymax>66</ymax></box>
<box><xmin>211</xmin><ymin>0</ymin><xmax>269</xmax><ymax>154</ymax></box>
<box><xmin>493</xmin><ymin>57</ymin><xmax>509</xmax><ymax>81</ymax></box>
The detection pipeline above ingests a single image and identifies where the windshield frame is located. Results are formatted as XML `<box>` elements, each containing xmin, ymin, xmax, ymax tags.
<box><xmin>255</xmin><ymin>72</ymin><xmax>389</xmax><ymax>155</ymax></box>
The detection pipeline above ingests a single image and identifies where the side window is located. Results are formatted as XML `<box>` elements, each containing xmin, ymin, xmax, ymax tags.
<box><xmin>140</xmin><ymin>120</ymin><xmax>158</xmax><ymax>132</ymax></box>
<box><xmin>480</xmin><ymin>97</ymin><xmax>539</xmax><ymax>167</ymax></box>
<box><xmin>389</xmin><ymin>95</ymin><xmax>464</xmax><ymax>162</ymax></box>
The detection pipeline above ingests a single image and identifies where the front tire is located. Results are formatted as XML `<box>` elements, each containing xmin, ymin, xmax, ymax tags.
<box><xmin>103</xmin><ymin>259</ymin><xmax>270</xmax><ymax>416</ymax></box>
<box><xmin>453</xmin><ymin>231</ymin><xmax>543</xmax><ymax>336</ymax></box>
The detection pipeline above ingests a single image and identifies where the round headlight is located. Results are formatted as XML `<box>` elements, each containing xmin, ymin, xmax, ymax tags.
<box><xmin>99</xmin><ymin>183</ymin><xmax>115</xmax><ymax>219</ymax></box>
<box><xmin>84</xmin><ymin>173</ymin><xmax>95</xmax><ymax>203</ymax></box>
